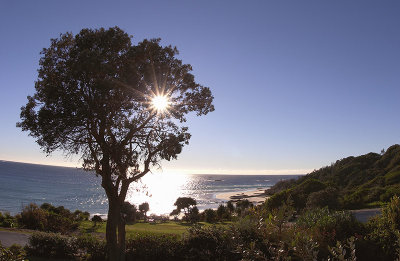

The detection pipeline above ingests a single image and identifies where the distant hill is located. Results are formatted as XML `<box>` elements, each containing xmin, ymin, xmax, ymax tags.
<box><xmin>265</xmin><ymin>144</ymin><xmax>400</xmax><ymax>210</ymax></box>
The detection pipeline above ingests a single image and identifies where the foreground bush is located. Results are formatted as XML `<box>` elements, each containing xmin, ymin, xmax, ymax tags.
<box><xmin>0</xmin><ymin>243</ymin><xmax>26</xmax><ymax>261</ymax></box>
<box><xmin>26</xmin><ymin>232</ymin><xmax>78</xmax><ymax>259</ymax></box>
<box><xmin>126</xmin><ymin>234</ymin><xmax>182</xmax><ymax>261</ymax></box>
<box><xmin>296</xmin><ymin>208</ymin><xmax>362</xmax><ymax>244</ymax></box>
<box><xmin>77</xmin><ymin>234</ymin><xmax>107</xmax><ymax>261</ymax></box>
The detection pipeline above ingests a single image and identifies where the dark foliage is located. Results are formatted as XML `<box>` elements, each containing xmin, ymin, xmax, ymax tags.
<box><xmin>266</xmin><ymin>144</ymin><xmax>400</xmax><ymax>210</ymax></box>
<box><xmin>26</xmin><ymin>232</ymin><xmax>78</xmax><ymax>259</ymax></box>
<box><xmin>19</xmin><ymin>203</ymin><xmax>80</xmax><ymax>233</ymax></box>
<box><xmin>125</xmin><ymin>234</ymin><xmax>183</xmax><ymax>261</ymax></box>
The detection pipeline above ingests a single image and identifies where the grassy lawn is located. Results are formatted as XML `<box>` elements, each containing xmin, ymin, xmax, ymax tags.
<box><xmin>79</xmin><ymin>220</ymin><xmax>232</xmax><ymax>237</ymax></box>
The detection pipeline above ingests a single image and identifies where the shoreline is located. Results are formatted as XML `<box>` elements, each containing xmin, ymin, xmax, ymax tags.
<box><xmin>215</xmin><ymin>188</ymin><xmax>269</xmax><ymax>205</ymax></box>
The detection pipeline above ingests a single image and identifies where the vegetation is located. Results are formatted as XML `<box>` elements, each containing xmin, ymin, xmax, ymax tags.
<box><xmin>3</xmin><ymin>196</ymin><xmax>400</xmax><ymax>260</ymax></box>
<box><xmin>171</xmin><ymin>197</ymin><xmax>198</xmax><ymax>222</ymax></box>
<box><xmin>18</xmin><ymin>26</ymin><xmax>214</xmax><ymax>260</ymax></box>
<box><xmin>3</xmin><ymin>146</ymin><xmax>400</xmax><ymax>260</ymax></box>
<box><xmin>266</xmin><ymin>144</ymin><xmax>400</xmax><ymax>210</ymax></box>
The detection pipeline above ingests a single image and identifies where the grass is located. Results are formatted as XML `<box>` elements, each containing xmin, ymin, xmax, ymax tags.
<box><xmin>79</xmin><ymin>220</ymin><xmax>232</xmax><ymax>237</ymax></box>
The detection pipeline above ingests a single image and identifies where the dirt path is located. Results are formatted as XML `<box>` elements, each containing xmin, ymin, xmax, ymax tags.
<box><xmin>0</xmin><ymin>230</ymin><xmax>30</xmax><ymax>247</ymax></box>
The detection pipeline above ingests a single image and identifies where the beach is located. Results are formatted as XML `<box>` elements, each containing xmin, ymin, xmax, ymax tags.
<box><xmin>216</xmin><ymin>189</ymin><xmax>269</xmax><ymax>205</ymax></box>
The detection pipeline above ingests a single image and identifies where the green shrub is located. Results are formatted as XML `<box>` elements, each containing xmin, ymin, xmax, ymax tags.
<box><xmin>366</xmin><ymin>196</ymin><xmax>400</xmax><ymax>260</ymax></box>
<box><xmin>306</xmin><ymin>187</ymin><xmax>339</xmax><ymax>209</ymax></box>
<box><xmin>0</xmin><ymin>212</ymin><xmax>17</xmax><ymax>228</ymax></box>
<box><xmin>26</xmin><ymin>232</ymin><xmax>78</xmax><ymax>259</ymax></box>
<box><xmin>297</xmin><ymin>208</ymin><xmax>362</xmax><ymax>246</ymax></box>
<box><xmin>125</xmin><ymin>234</ymin><xmax>182</xmax><ymax>261</ymax></box>
<box><xmin>19</xmin><ymin>203</ymin><xmax>79</xmax><ymax>233</ymax></box>
<box><xmin>183</xmin><ymin>225</ymin><xmax>239</xmax><ymax>261</ymax></box>
<box><xmin>0</xmin><ymin>243</ymin><xmax>26</xmax><ymax>261</ymax></box>
<box><xmin>380</xmin><ymin>185</ymin><xmax>400</xmax><ymax>202</ymax></box>
<box><xmin>77</xmin><ymin>234</ymin><xmax>107</xmax><ymax>261</ymax></box>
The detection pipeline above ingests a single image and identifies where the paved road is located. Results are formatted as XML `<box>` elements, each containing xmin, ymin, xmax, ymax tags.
<box><xmin>0</xmin><ymin>231</ymin><xmax>29</xmax><ymax>247</ymax></box>
<box><xmin>351</xmin><ymin>208</ymin><xmax>382</xmax><ymax>223</ymax></box>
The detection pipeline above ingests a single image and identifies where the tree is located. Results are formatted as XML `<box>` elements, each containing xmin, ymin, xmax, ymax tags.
<box><xmin>17</xmin><ymin>27</ymin><xmax>214</xmax><ymax>260</ymax></box>
<box><xmin>173</xmin><ymin>197</ymin><xmax>197</xmax><ymax>222</ymax></box>
<box><xmin>120</xmin><ymin>202</ymin><xmax>137</xmax><ymax>223</ymax></box>
<box><xmin>139</xmin><ymin>202</ymin><xmax>149</xmax><ymax>221</ymax></box>
<box><xmin>91</xmin><ymin>215</ymin><xmax>103</xmax><ymax>227</ymax></box>
<box><xmin>189</xmin><ymin>206</ymin><xmax>200</xmax><ymax>223</ymax></box>
<box><xmin>169</xmin><ymin>209</ymin><xmax>180</xmax><ymax>220</ymax></box>
<box><xmin>203</xmin><ymin>208</ymin><xmax>217</xmax><ymax>223</ymax></box>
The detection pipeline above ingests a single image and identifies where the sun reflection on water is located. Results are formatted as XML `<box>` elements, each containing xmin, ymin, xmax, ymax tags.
<box><xmin>125</xmin><ymin>173</ymin><xmax>190</xmax><ymax>215</ymax></box>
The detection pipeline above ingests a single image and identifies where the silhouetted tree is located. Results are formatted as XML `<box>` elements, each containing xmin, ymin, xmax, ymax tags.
<box><xmin>189</xmin><ymin>206</ymin><xmax>200</xmax><ymax>223</ymax></box>
<box><xmin>139</xmin><ymin>202</ymin><xmax>149</xmax><ymax>221</ymax></box>
<box><xmin>204</xmin><ymin>208</ymin><xmax>217</xmax><ymax>223</ymax></box>
<box><xmin>91</xmin><ymin>215</ymin><xmax>103</xmax><ymax>227</ymax></box>
<box><xmin>169</xmin><ymin>209</ymin><xmax>180</xmax><ymax>220</ymax></box>
<box><xmin>227</xmin><ymin>201</ymin><xmax>235</xmax><ymax>213</ymax></box>
<box><xmin>217</xmin><ymin>204</ymin><xmax>231</xmax><ymax>221</ymax></box>
<box><xmin>173</xmin><ymin>197</ymin><xmax>197</xmax><ymax>222</ymax></box>
<box><xmin>121</xmin><ymin>202</ymin><xmax>137</xmax><ymax>223</ymax></box>
<box><xmin>17</xmin><ymin>27</ymin><xmax>214</xmax><ymax>260</ymax></box>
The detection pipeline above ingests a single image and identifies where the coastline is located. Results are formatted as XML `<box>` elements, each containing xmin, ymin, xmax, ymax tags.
<box><xmin>215</xmin><ymin>188</ymin><xmax>269</xmax><ymax>205</ymax></box>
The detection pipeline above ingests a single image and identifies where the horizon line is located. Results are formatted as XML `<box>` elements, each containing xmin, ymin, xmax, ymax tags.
<box><xmin>0</xmin><ymin>159</ymin><xmax>309</xmax><ymax>176</ymax></box>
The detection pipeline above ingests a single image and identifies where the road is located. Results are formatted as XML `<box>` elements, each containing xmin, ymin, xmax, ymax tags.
<box><xmin>0</xmin><ymin>230</ymin><xmax>29</xmax><ymax>247</ymax></box>
<box><xmin>351</xmin><ymin>208</ymin><xmax>382</xmax><ymax>223</ymax></box>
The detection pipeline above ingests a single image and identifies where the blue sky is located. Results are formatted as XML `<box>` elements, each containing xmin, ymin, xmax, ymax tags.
<box><xmin>0</xmin><ymin>1</ymin><xmax>399</xmax><ymax>174</ymax></box>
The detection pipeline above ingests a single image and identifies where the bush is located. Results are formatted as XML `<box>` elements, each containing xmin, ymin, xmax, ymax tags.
<box><xmin>26</xmin><ymin>232</ymin><xmax>78</xmax><ymax>259</ymax></box>
<box><xmin>77</xmin><ymin>234</ymin><xmax>107</xmax><ymax>261</ymax></box>
<box><xmin>91</xmin><ymin>215</ymin><xmax>103</xmax><ymax>223</ymax></box>
<box><xmin>366</xmin><ymin>196</ymin><xmax>400</xmax><ymax>260</ymax></box>
<box><xmin>19</xmin><ymin>203</ymin><xmax>48</xmax><ymax>230</ymax></box>
<box><xmin>183</xmin><ymin>225</ymin><xmax>239</xmax><ymax>261</ymax></box>
<box><xmin>0</xmin><ymin>243</ymin><xmax>26</xmax><ymax>261</ymax></box>
<box><xmin>125</xmin><ymin>234</ymin><xmax>182</xmax><ymax>261</ymax></box>
<box><xmin>19</xmin><ymin>203</ymin><xmax>80</xmax><ymax>233</ymax></box>
<box><xmin>306</xmin><ymin>187</ymin><xmax>339</xmax><ymax>209</ymax></box>
<box><xmin>297</xmin><ymin>208</ymin><xmax>362</xmax><ymax>247</ymax></box>
<box><xmin>0</xmin><ymin>212</ymin><xmax>17</xmax><ymax>228</ymax></box>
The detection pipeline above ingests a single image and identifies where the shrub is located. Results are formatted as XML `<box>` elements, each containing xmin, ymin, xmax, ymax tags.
<box><xmin>0</xmin><ymin>212</ymin><xmax>17</xmax><ymax>228</ymax></box>
<box><xmin>91</xmin><ymin>215</ymin><xmax>103</xmax><ymax>227</ymax></box>
<box><xmin>296</xmin><ymin>208</ymin><xmax>362</xmax><ymax>247</ymax></box>
<box><xmin>125</xmin><ymin>234</ymin><xmax>182</xmax><ymax>261</ymax></box>
<box><xmin>19</xmin><ymin>203</ymin><xmax>48</xmax><ymax>230</ymax></box>
<box><xmin>183</xmin><ymin>225</ymin><xmax>239</xmax><ymax>261</ymax></box>
<box><xmin>306</xmin><ymin>187</ymin><xmax>339</xmax><ymax>209</ymax></box>
<box><xmin>77</xmin><ymin>234</ymin><xmax>107</xmax><ymax>261</ymax></box>
<box><xmin>0</xmin><ymin>243</ymin><xmax>26</xmax><ymax>261</ymax></box>
<box><xmin>26</xmin><ymin>232</ymin><xmax>78</xmax><ymax>259</ymax></box>
<box><xmin>367</xmin><ymin>195</ymin><xmax>400</xmax><ymax>260</ymax></box>
<box><xmin>19</xmin><ymin>203</ymin><xmax>80</xmax><ymax>233</ymax></box>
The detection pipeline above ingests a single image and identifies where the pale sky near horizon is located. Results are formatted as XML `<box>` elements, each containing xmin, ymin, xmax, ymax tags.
<box><xmin>0</xmin><ymin>1</ymin><xmax>399</xmax><ymax>175</ymax></box>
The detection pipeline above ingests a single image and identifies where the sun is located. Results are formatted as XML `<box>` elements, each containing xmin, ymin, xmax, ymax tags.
<box><xmin>151</xmin><ymin>95</ymin><xmax>169</xmax><ymax>112</ymax></box>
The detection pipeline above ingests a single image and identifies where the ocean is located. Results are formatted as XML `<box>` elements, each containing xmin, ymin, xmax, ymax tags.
<box><xmin>0</xmin><ymin>160</ymin><xmax>301</xmax><ymax>216</ymax></box>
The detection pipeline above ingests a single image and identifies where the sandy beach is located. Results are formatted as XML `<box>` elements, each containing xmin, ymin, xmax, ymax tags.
<box><xmin>215</xmin><ymin>189</ymin><xmax>269</xmax><ymax>205</ymax></box>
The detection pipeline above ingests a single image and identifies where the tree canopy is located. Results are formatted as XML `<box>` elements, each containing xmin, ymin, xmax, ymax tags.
<box><xmin>17</xmin><ymin>26</ymin><xmax>214</xmax><ymax>260</ymax></box>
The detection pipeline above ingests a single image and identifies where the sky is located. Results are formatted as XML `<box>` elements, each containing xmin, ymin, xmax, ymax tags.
<box><xmin>0</xmin><ymin>1</ymin><xmax>399</xmax><ymax>175</ymax></box>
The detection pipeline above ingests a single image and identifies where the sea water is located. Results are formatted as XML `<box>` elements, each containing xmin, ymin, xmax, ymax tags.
<box><xmin>0</xmin><ymin>160</ymin><xmax>301</xmax><ymax>216</ymax></box>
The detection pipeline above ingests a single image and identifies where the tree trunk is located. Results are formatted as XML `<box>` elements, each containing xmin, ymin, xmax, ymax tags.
<box><xmin>106</xmin><ymin>194</ymin><xmax>129</xmax><ymax>260</ymax></box>
<box><xmin>106</xmin><ymin>200</ymin><xmax>121</xmax><ymax>261</ymax></box>
<box><xmin>118</xmin><ymin>216</ymin><xmax>126</xmax><ymax>261</ymax></box>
